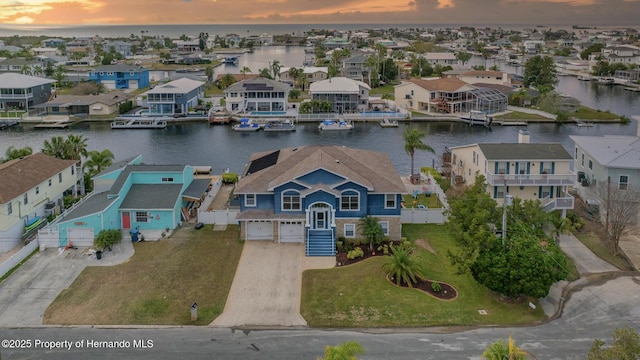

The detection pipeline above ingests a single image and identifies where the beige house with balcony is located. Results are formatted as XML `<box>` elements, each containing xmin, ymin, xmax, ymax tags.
<box><xmin>448</xmin><ymin>130</ymin><xmax>575</xmax><ymax>215</ymax></box>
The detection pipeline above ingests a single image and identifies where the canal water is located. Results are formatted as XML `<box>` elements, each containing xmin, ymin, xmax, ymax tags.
<box><xmin>1</xmin><ymin>47</ymin><xmax>638</xmax><ymax>175</ymax></box>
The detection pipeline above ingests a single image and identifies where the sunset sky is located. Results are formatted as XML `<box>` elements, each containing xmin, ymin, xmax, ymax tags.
<box><xmin>1</xmin><ymin>0</ymin><xmax>639</xmax><ymax>26</ymax></box>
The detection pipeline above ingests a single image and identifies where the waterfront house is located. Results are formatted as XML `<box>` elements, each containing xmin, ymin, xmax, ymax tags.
<box><xmin>340</xmin><ymin>54</ymin><xmax>368</xmax><ymax>82</ymax></box>
<box><xmin>279</xmin><ymin>66</ymin><xmax>328</xmax><ymax>86</ymax></box>
<box><xmin>223</xmin><ymin>77</ymin><xmax>290</xmax><ymax>114</ymax></box>
<box><xmin>51</xmin><ymin>155</ymin><xmax>212</xmax><ymax>247</ymax></box>
<box><xmin>0</xmin><ymin>153</ymin><xmax>78</xmax><ymax>252</ymax></box>
<box><xmin>0</xmin><ymin>73</ymin><xmax>56</xmax><ymax>112</ymax></box>
<box><xmin>308</xmin><ymin>77</ymin><xmax>370</xmax><ymax>113</ymax></box>
<box><xmin>0</xmin><ymin>58</ymin><xmax>42</xmax><ymax>74</ymax></box>
<box><xmin>322</xmin><ymin>37</ymin><xmax>352</xmax><ymax>50</ymax></box>
<box><xmin>35</xmin><ymin>91</ymin><xmax>132</xmax><ymax>117</ymax></box>
<box><xmin>41</xmin><ymin>38</ymin><xmax>66</xmax><ymax>48</ymax></box>
<box><xmin>146</xmin><ymin>77</ymin><xmax>205</xmax><ymax>115</ymax></box>
<box><xmin>224</xmin><ymin>34</ymin><xmax>242</xmax><ymax>47</ymax></box>
<box><xmin>88</xmin><ymin>64</ymin><xmax>150</xmax><ymax>90</ymax></box>
<box><xmin>570</xmin><ymin>131</ymin><xmax>640</xmax><ymax>224</ymax></box>
<box><xmin>234</xmin><ymin>145</ymin><xmax>405</xmax><ymax>256</ymax></box>
<box><xmin>102</xmin><ymin>41</ymin><xmax>133</xmax><ymax>57</ymax></box>
<box><xmin>448</xmin><ymin>131</ymin><xmax>575</xmax><ymax>214</ymax></box>
<box><xmin>450</xmin><ymin>70</ymin><xmax>512</xmax><ymax>87</ymax></box>
<box><xmin>394</xmin><ymin>77</ymin><xmax>508</xmax><ymax>115</ymax></box>
<box><xmin>423</xmin><ymin>52</ymin><xmax>458</xmax><ymax>65</ymax></box>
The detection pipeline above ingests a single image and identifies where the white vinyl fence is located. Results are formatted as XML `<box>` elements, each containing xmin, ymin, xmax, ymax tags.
<box><xmin>198</xmin><ymin>209</ymin><xmax>240</xmax><ymax>225</ymax></box>
<box><xmin>0</xmin><ymin>239</ymin><xmax>39</xmax><ymax>279</ymax></box>
<box><xmin>401</xmin><ymin>208</ymin><xmax>447</xmax><ymax>224</ymax></box>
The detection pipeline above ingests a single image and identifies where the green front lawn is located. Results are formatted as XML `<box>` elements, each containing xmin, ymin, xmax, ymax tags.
<box><xmin>369</xmin><ymin>83</ymin><xmax>397</xmax><ymax>97</ymax></box>
<box><xmin>495</xmin><ymin>111</ymin><xmax>550</xmax><ymax>120</ymax></box>
<box><xmin>44</xmin><ymin>225</ymin><xmax>243</xmax><ymax>325</ymax></box>
<box><xmin>301</xmin><ymin>224</ymin><xmax>547</xmax><ymax>327</ymax></box>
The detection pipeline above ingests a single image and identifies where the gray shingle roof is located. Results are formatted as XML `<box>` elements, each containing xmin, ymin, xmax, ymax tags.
<box><xmin>183</xmin><ymin>179</ymin><xmax>211</xmax><ymax>200</ymax></box>
<box><xmin>93</xmin><ymin>64</ymin><xmax>147</xmax><ymax>72</ymax></box>
<box><xmin>224</xmin><ymin>77</ymin><xmax>291</xmax><ymax>93</ymax></box>
<box><xmin>0</xmin><ymin>73</ymin><xmax>56</xmax><ymax>88</ymax></box>
<box><xmin>146</xmin><ymin>78</ymin><xmax>204</xmax><ymax>95</ymax></box>
<box><xmin>236</xmin><ymin>145</ymin><xmax>405</xmax><ymax>194</ymax></box>
<box><xmin>477</xmin><ymin>143</ymin><xmax>572</xmax><ymax>160</ymax></box>
<box><xmin>58</xmin><ymin>192</ymin><xmax>118</xmax><ymax>222</ymax></box>
<box><xmin>570</xmin><ymin>135</ymin><xmax>640</xmax><ymax>169</ymax></box>
<box><xmin>120</xmin><ymin>184</ymin><xmax>183</xmax><ymax>210</ymax></box>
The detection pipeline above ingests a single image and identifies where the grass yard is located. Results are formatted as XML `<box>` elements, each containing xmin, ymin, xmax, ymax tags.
<box><xmin>402</xmin><ymin>193</ymin><xmax>443</xmax><ymax>208</ymax></box>
<box><xmin>44</xmin><ymin>225</ymin><xmax>243</xmax><ymax>325</ymax></box>
<box><xmin>301</xmin><ymin>224</ymin><xmax>547</xmax><ymax>327</ymax></box>
<box><xmin>573</xmin><ymin>106</ymin><xmax>620</xmax><ymax>121</ymax></box>
<box><xmin>495</xmin><ymin>111</ymin><xmax>550</xmax><ymax>121</ymax></box>
<box><xmin>369</xmin><ymin>83</ymin><xmax>397</xmax><ymax>97</ymax></box>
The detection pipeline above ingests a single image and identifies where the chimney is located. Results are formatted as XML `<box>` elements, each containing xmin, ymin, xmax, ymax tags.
<box><xmin>518</xmin><ymin>129</ymin><xmax>530</xmax><ymax>144</ymax></box>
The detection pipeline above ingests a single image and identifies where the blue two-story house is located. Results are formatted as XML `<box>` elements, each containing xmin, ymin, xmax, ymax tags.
<box><xmin>88</xmin><ymin>64</ymin><xmax>150</xmax><ymax>90</ymax></box>
<box><xmin>146</xmin><ymin>77</ymin><xmax>205</xmax><ymax>115</ymax></box>
<box><xmin>51</xmin><ymin>155</ymin><xmax>211</xmax><ymax>247</ymax></box>
<box><xmin>234</xmin><ymin>146</ymin><xmax>406</xmax><ymax>256</ymax></box>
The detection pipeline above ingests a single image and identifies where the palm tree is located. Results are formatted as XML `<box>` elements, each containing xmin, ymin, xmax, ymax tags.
<box><xmin>64</xmin><ymin>134</ymin><xmax>88</xmax><ymax>162</ymax></box>
<box><xmin>288</xmin><ymin>67</ymin><xmax>301</xmax><ymax>88</ymax></box>
<box><xmin>258</xmin><ymin>68</ymin><xmax>272</xmax><ymax>79</ymax></box>
<box><xmin>3</xmin><ymin>146</ymin><xmax>33</xmax><ymax>163</ymax></box>
<box><xmin>204</xmin><ymin>65</ymin><xmax>214</xmax><ymax>83</ymax></box>
<box><xmin>53</xmin><ymin>65</ymin><xmax>66</xmax><ymax>89</ymax></box>
<box><xmin>20</xmin><ymin>64</ymin><xmax>32</xmax><ymax>75</ymax></box>
<box><xmin>82</xmin><ymin>149</ymin><xmax>115</xmax><ymax>177</ymax></box>
<box><xmin>360</xmin><ymin>215</ymin><xmax>384</xmax><ymax>251</ymax></box>
<box><xmin>403</xmin><ymin>126</ymin><xmax>434</xmax><ymax>178</ymax></box>
<box><xmin>240</xmin><ymin>66</ymin><xmax>251</xmax><ymax>79</ymax></box>
<box><xmin>270</xmin><ymin>59</ymin><xmax>281</xmax><ymax>80</ymax></box>
<box><xmin>32</xmin><ymin>65</ymin><xmax>43</xmax><ymax>77</ymax></box>
<box><xmin>382</xmin><ymin>245</ymin><xmax>425</xmax><ymax>287</ymax></box>
<box><xmin>365</xmin><ymin>54</ymin><xmax>378</xmax><ymax>86</ymax></box>
<box><xmin>482</xmin><ymin>336</ymin><xmax>528</xmax><ymax>360</ymax></box>
<box><xmin>42</xmin><ymin>136</ymin><xmax>69</xmax><ymax>159</ymax></box>
<box><xmin>218</xmin><ymin>73</ymin><xmax>236</xmax><ymax>89</ymax></box>
<box><xmin>318</xmin><ymin>341</ymin><xmax>364</xmax><ymax>360</ymax></box>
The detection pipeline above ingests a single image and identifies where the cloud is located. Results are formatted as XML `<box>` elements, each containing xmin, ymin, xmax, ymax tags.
<box><xmin>0</xmin><ymin>0</ymin><xmax>638</xmax><ymax>25</ymax></box>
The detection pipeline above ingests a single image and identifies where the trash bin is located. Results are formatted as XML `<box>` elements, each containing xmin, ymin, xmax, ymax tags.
<box><xmin>96</xmin><ymin>250</ymin><xmax>102</xmax><ymax>260</ymax></box>
<box><xmin>130</xmin><ymin>229</ymin><xmax>139</xmax><ymax>242</ymax></box>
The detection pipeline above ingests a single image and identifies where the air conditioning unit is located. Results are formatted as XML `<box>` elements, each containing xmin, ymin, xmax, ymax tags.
<box><xmin>581</xmin><ymin>179</ymin><xmax>589</xmax><ymax>187</ymax></box>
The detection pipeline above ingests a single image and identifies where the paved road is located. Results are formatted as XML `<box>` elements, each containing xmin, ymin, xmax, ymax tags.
<box><xmin>2</xmin><ymin>275</ymin><xmax>640</xmax><ymax>359</ymax></box>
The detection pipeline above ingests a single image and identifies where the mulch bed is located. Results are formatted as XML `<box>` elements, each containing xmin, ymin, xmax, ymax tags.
<box><xmin>336</xmin><ymin>244</ymin><xmax>458</xmax><ymax>301</ymax></box>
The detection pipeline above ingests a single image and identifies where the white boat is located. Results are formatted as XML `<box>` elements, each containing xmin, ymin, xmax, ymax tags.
<box><xmin>577</xmin><ymin>75</ymin><xmax>591</xmax><ymax>81</ymax></box>
<box><xmin>318</xmin><ymin>119</ymin><xmax>353</xmax><ymax>131</ymax></box>
<box><xmin>459</xmin><ymin>110</ymin><xmax>493</xmax><ymax>128</ymax></box>
<box><xmin>208</xmin><ymin>111</ymin><xmax>231</xmax><ymax>125</ymax></box>
<box><xmin>597</xmin><ymin>77</ymin><xmax>615</xmax><ymax>85</ymax></box>
<box><xmin>379</xmin><ymin>117</ymin><xmax>399</xmax><ymax>128</ymax></box>
<box><xmin>232</xmin><ymin>118</ymin><xmax>262</xmax><ymax>131</ymax></box>
<box><xmin>264</xmin><ymin>119</ymin><xmax>295</xmax><ymax>132</ymax></box>
<box><xmin>110</xmin><ymin>118</ymin><xmax>167</xmax><ymax>129</ymax></box>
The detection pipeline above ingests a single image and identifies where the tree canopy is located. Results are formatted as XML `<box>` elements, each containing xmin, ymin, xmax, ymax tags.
<box><xmin>523</xmin><ymin>55</ymin><xmax>557</xmax><ymax>92</ymax></box>
<box><xmin>588</xmin><ymin>327</ymin><xmax>640</xmax><ymax>360</ymax></box>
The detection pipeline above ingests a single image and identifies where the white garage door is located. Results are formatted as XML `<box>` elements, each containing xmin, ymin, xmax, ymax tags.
<box><xmin>67</xmin><ymin>227</ymin><xmax>95</xmax><ymax>247</ymax></box>
<box><xmin>246</xmin><ymin>221</ymin><xmax>273</xmax><ymax>240</ymax></box>
<box><xmin>279</xmin><ymin>221</ymin><xmax>304</xmax><ymax>243</ymax></box>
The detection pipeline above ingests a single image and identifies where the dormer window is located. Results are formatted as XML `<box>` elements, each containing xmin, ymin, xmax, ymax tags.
<box><xmin>281</xmin><ymin>191</ymin><xmax>301</xmax><ymax>211</ymax></box>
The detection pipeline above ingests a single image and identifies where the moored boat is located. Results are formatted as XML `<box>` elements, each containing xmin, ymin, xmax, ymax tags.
<box><xmin>380</xmin><ymin>117</ymin><xmax>399</xmax><ymax>128</ymax></box>
<box><xmin>209</xmin><ymin>111</ymin><xmax>231</xmax><ymax>125</ymax></box>
<box><xmin>264</xmin><ymin>119</ymin><xmax>295</xmax><ymax>132</ymax></box>
<box><xmin>597</xmin><ymin>77</ymin><xmax>615</xmax><ymax>85</ymax></box>
<box><xmin>232</xmin><ymin>118</ymin><xmax>262</xmax><ymax>131</ymax></box>
<box><xmin>110</xmin><ymin>117</ymin><xmax>167</xmax><ymax>129</ymax></box>
<box><xmin>459</xmin><ymin>110</ymin><xmax>492</xmax><ymax>128</ymax></box>
<box><xmin>318</xmin><ymin>119</ymin><xmax>353</xmax><ymax>131</ymax></box>
<box><xmin>577</xmin><ymin>75</ymin><xmax>591</xmax><ymax>81</ymax></box>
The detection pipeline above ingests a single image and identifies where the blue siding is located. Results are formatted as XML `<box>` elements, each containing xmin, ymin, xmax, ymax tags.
<box><xmin>304</xmin><ymin>190</ymin><xmax>338</xmax><ymax>209</ymax></box>
<box><xmin>239</xmin><ymin>194</ymin><xmax>274</xmax><ymax>211</ymax></box>
<box><xmin>368</xmin><ymin>194</ymin><xmax>401</xmax><ymax>216</ymax></box>
<box><xmin>129</xmin><ymin>210</ymin><xmax>175</xmax><ymax>231</ymax></box>
<box><xmin>58</xmin><ymin>214</ymin><xmax>103</xmax><ymax>246</ymax></box>
<box><xmin>88</xmin><ymin>69</ymin><xmax>150</xmax><ymax>90</ymax></box>
<box><xmin>297</xmin><ymin>169</ymin><xmax>345</xmax><ymax>185</ymax></box>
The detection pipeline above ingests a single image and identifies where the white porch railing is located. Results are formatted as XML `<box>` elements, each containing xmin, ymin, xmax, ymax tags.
<box><xmin>541</xmin><ymin>194</ymin><xmax>575</xmax><ymax>212</ymax></box>
<box><xmin>486</xmin><ymin>172</ymin><xmax>575</xmax><ymax>187</ymax></box>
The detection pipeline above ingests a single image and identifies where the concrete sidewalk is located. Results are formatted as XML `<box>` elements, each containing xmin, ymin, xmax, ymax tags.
<box><xmin>0</xmin><ymin>238</ymin><xmax>134</xmax><ymax>326</ymax></box>
<box><xmin>619</xmin><ymin>226</ymin><xmax>640</xmax><ymax>271</ymax></box>
<box><xmin>212</xmin><ymin>242</ymin><xmax>334</xmax><ymax>327</ymax></box>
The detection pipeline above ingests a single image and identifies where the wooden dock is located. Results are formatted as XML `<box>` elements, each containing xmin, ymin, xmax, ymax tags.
<box><xmin>0</xmin><ymin>120</ymin><xmax>19</xmax><ymax>130</ymax></box>
<box><xmin>623</xmin><ymin>87</ymin><xmax>640</xmax><ymax>92</ymax></box>
<box><xmin>34</xmin><ymin>121</ymin><xmax>72</xmax><ymax>129</ymax></box>
<box><xmin>493</xmin><ymin>120</ymin><xmax>528</xmax><ymax>126</ymax></box>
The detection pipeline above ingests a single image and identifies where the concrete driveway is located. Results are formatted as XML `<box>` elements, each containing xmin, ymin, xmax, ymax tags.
<box><xmin>212</xmin><ymin>241</ymin><xmax>333</xmax><ymax>327</ymax></box>
<box><xmin>558</xmin><ymin>232</ymin><xmax>618</xmax><ymax>275</ymax></box>
<box><xmin>0</xmin><ymin>240</ymin><xmax>133</xmax><ymax>326</ymax></box>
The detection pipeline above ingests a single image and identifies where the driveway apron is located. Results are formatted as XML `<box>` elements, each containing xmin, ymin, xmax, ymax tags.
<box><xmin>212</xmin><ymin>241</ymin><xmax>331</xmax><ymax>327</ymax></box>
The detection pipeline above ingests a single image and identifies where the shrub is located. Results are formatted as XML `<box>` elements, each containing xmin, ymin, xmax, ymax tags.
<box><xmin>431</xmin><ymin>282</ymin><xmax>442</xmax><ymax>292</ymax></box>
<box><xmin>94</xmin><ymin>229</ymin><xmax>122</xmax><ymax>250</ymax></box>
<box><xmin>347</xmin><ymin>247</ymin><xmax>364</xmax><ymax>260</ymax></box>
<box><xmin>621</xmin><ymin>115</ymin><xmax>630</xmax><ymax>124</ymax></box>
<box><xmin>222</xmin><ymin>172</ymin><xmax>238</xmax><ymax>184</ymax></box>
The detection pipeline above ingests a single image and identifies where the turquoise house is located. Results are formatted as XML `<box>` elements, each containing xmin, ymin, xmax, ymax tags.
<box><xmin>54</xmin><ymin>155</ymin><xmax>211</xmax><ymax>246</ymax></box>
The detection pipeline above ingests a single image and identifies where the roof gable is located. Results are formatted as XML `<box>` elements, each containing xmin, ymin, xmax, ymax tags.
<box><xmin>407</xmin><ymin>77</ymin><xmax>473</xmax><ymax>92</ymax></box>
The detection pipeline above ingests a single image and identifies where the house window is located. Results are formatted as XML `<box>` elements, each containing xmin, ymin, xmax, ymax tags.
<box><xmin>344</xmin><ymin>224</ymin><xmax>355</xmax><ymax>238</ymax></box>
<box><xmin>136</xmin><ymin>211</ymin><xmax>149</xmax><ymax>222</ymax></box>
<box><xmin>619</xmin><ymin>175</ymin><xmax>628</xmax><ymax>190</ymax></box>
<box><xmin>7</xmin><ymin>202</ymin><xmax>12</xmax><ymax>215</ymax></box>
<box><xmin>472</xmin><ymin>151</ymin><xmax>476</xmax><ymax>164</ymax></box>
<box><xmin>379</xmin><ymin>221</ymin><xmax>389</xmax><ymax>236</ymax></box>
<box><xmin>71</xmin><ymin>166</ymin><xmax>75</xmax><ymax>175</ymax></box>
<box><xmin>282</xmin><ymin>191</ymin><xmax>301</xmax><ymax>211</ymax></box>
<box><xmin>130</xmin><ymin>72</ymin><xmax>135</xmax><ymax>76</ymax></box>
<box><xmin>518</xmin><ymin>162</ymin><xmax>527</xmax><ymax>174</ymax></box>
<box><xmin>24</xmin><ymin>193</ymin><xmax>28</xmax><ymax>205</ymax></box>
<box><xmin>36</xmin><ymin>186</ymin><xmax>39</xmax><ymax>195</ymax></box>
<box><xmin>588</xmin><ymin>160</ymin><xmax>593</xmax><ymax>170</ymax></box>
<box><xmin>497</xmin><ymin>162</ymin><xmax>507</xmax><ymax>174</ymax></box>
<box><xmin>542</xmin><ymin>164</ymin><xmax>552</xmax><ymax>174</ymax></box>
<box><xmin>495</xmin><ymin>187</ymin><xmax>506</xmax><ymax>199</ymax></box>
<box><xmin>581</xmin><ymin>153</ymin><xmax>584</xmax><ymax>166</ymax></box>
<box><xmin>48</xmin><ymin>179</ymin><xmax>52</xmax><ymax>186</ymax></box>
<box><xmin>161</xmin><ymin>177</ymin><xmax>174</xmax><ymax>182</ymax></box>
<box><xmin>245</xmin><ymin>194</ymin><xmax>256</xmax><ymax>207</ymax></box>
<box><xmin>384</xmin><ymin>194</ymin><xmax>396</xmax><ymax>209</ymax></box>
<box><xmin>58</xmin><ymin>173</ymin><xmax>62</xmax><ymax>183</ymax></box>
<box><xmin>541</xmin><ymin>186</ymin><xmax>551</xmax><ymax>198</ymax></box>
<box><xmin>340</xmin><ymin>190</ymin><xmax>359</xmax><ymax>211</ymax></box>
<box><xmin>575</xmin><ymin>147</ymin><xmax>578</xmax><ymax>160</ymax></box>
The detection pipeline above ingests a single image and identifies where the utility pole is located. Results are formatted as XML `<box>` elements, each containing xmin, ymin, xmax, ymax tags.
<box><xmin>605</xmin><ymin>176</ymin><xmax>611</xmax><ymax>238</ymax></box>
<box><xmin>501</xmin><ymin>178</ymin><xmax>512</xmax><ymax>246</ymax></box>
